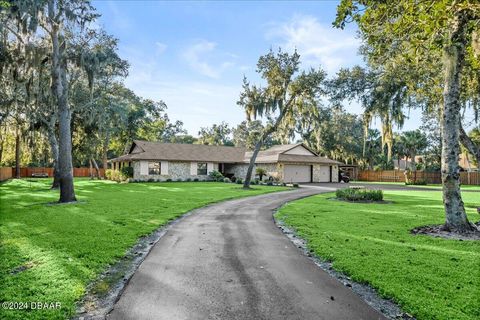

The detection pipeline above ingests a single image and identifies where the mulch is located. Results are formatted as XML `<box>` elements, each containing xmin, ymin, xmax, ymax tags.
<box><xmin>411</xmin><ymin>222</ymin><xmax>480</xmax><ymax>241</ymax></box>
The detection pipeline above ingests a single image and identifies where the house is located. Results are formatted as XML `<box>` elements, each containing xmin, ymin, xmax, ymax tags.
<box><xmin>109</xmin><ymin>140</ymin><xmax>343</xmax><ymax>183</ymax></box>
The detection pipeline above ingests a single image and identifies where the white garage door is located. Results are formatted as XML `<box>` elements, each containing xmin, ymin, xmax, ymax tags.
<box><xmin>318</xmin><ymin>166</ymin><xmax>331</xmax><ymax>182</ymax></box>
<box><xmin>284</xmin><ymin>165</ymin><xmax>311</xmax><ymax>183</ymax></box>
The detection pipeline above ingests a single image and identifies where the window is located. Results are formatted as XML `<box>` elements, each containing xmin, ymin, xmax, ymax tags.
<box><xmin>148</xmin><ymin>162</ymin><xmax>161</xmax><ymax>175</ymax></box>
<box><xmin>197</xmin><ymin>162</ymin><xmax>207</xmax><ymax>175</ymax></box>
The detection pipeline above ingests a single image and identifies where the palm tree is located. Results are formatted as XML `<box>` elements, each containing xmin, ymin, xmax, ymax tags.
<box><xmin>399</xmin><ymin>130</ymin><xmax>428</xmax><ymax>182</ymax></box>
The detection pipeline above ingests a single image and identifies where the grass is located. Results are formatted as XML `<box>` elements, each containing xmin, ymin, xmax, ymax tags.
<box><xmin>0</xmin><ymin>178</ymin><xmax>289</xmax><ymax>320</ymax></box>
<box><xmin>351</xmin><ymin>181</ymin><xmax>480</xmax><ymax>191</ymax></box>
<box><xmin>275</xmin><ymin>190</ymin><xmax>480</xmax><ymax>320</ymax></box>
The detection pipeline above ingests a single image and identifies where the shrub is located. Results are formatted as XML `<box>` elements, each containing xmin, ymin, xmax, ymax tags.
<box><xmin>185</xmin><ymin>178</ymin><xmax>192</xmax><ymax>182</ymax></box>
<box><xmin>335</xmin><ymin>188</ymin><xmax>383</xmax><ymax>202</ymax></box>
<box><xmin>266</xmin><ymin>181</ymin><xmax>273</xmax><ymax>186</ymax></box>
<box><xmin>223</xmin><ymin>177</ymin><xmax>231</xmax><ymax>183</ymax></box>
<box><xmin>193</xmin><ymin>178</ymin><xmax>199</xmax><ymax>182</ymax></box>
<box><xmin>166</xmin><ymin>178</ymin><xmax>172</xmax><ymax>182</ymax></box>
<box><xmin>292</xmin><ymin>183</ymin><xmax>299</xmax><ymax>188</ymax></box>
<box><xmin>147</xmin><ymin>178</ymin><xmax>155</xmax><ymax>182</ymax></box>
<box><xmin>176</xmin><ymin>178</ymin><xmax>183</xmax><ymax>182</ymax></box>
<box><xmin>282</xmin><ymin>182</ymin><xmax>287</xmax><ymax>187</ymax></box>
<box><xmin>255</xmin><ymin>167</ymin><xmax>267</xmax><ymax>181</ymax></box>
<box><xmin>120</xmin><ymin>166</ymin><xmax>134</xmax><ymax>178</ymax></box>
<box><xmin>208</xmin><ymin>170</ymin><xmax>224</xmax><ymax>181</ymax></box>
<box><xmin>236</xmin><ymin>178</ymin><xmax>243</xmax><ymax>184</ymax></box>
<box><xmin>105</xmin><ymin>169</ymin><xmax>114</xmax><ymax>180</ymax></box>
<box><xmin>405</xmin><ymin>179</ymin><xmax>427</xmax><ymax>185</ymax></box>
<box><xmin>250</xmin><ymin>180</ymin><xmax>257</xmax><ymax>185</ymax></box>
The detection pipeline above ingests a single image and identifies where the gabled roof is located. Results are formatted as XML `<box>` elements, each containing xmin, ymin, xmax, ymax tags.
<box><xmin>111</xmin><ymin>140</ymin><xmax>246</xmax><ymax>163</ymax></box>
<box><xmin>110</xmin><ymin>141</ymin><xmax>343</xmax><ymax>165</ymax></box>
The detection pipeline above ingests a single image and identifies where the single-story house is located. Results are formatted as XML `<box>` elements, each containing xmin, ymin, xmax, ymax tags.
<box><xmin>109</xmin><ymin>140</ymin><xmax>342</xmax><ymax>183</ymax></box>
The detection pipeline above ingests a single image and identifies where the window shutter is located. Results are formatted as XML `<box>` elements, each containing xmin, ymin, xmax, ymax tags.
<box><xmin>207</xmin><ymin>162</ymin><xmax>214</xmax><ymax>174</ymax></box>
<box><xmin>140</xmin><ymin>161</ymin><xmax>148</xmax><ymax>175</ymax></box>
<box><xmin>190</xmin><ymin>162</ymin><xmax>197</xmax><ymax>175</ymax></box>
<box><xmin>161</xmin><ymin>161</ymin><xmax>168</xmax><ymax>175</ymax></box>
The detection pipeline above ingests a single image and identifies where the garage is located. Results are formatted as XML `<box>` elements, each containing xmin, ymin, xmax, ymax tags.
<box><xmin>317</xmin><ymin>166</ymin><xmax>331</xmax><ymax>182</ymax></box>
<box><xmin>284</xmin><ymin>165</ymin><xmax>312</xmax><ymax>183</ymax></box>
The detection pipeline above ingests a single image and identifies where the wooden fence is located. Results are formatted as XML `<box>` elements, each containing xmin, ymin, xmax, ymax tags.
<box><xmin>0</xmin><ymin>167</ymin><xmax>12</xmax><ymax>181</ymax></box>
<box><xmin>0</xmin><ymin>167</ymin><xmax>105</xmax><ymax>181</ymax></box>
<box><xmin>357</xmin><ymin>170</ymin><xmax>480</xmax><ymax>185</ymax></box>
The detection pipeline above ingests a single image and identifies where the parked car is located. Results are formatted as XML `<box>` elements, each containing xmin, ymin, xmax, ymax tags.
<box><xmin>339</xmin><ymin>171</ymin><xmax>350</xmax><ymax>183</ymax></box>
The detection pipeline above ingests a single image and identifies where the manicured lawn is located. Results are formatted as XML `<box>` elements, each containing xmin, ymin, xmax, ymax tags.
<box><xmin>351</xmin><ymin>181</ymin><xmax>480</xmax><ymax>191</ymax></box>
<box><xmin>276</xmin><ymin>190</ymin><xmax>480</xmax><ymax>320</ymax></box>
<box><xmin>0</xmin><ymin>179</ymin><xmax>288</xmax><ymax>320</ymax></box>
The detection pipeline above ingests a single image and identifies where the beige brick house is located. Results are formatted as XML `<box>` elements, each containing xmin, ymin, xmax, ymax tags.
<box><xmin>110</xmin><ymin>140</ymin><xmax>342</xmax><ymax>183</ymax></box>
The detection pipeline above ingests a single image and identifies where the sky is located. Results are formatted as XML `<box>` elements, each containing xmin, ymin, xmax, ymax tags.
<box><xmin>93</xmin><ymin>0</ymin><xmax>423</xmax><ymax>137</ymax></box>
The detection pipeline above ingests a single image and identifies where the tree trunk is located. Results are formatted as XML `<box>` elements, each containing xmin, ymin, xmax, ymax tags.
<box><xmin>15</xmin><ymin>126</ymin><xmax>20</xmax><ymax>179</ymax></box>
<box><xmin>50</xmin><ymin>6</ymin><xmax>76</xmax><ymax>202</ymax></box>
<box><xmin>243</xmin><ymin>139</ymin><xmax>263</xmax><ymax>189</ymax></box>
<box><xmin>92</xmin><ymin>158</ymin><xmax>100</xmax><ymax>179</ymax></box>
<box><xmin>243</xmin><ymin>110</ymin><xmax>287</xmax><ymax>189</ymax></box>
<box><xmin>89</xmin><ymin>159</ymin><xmax>94</xmax><ymax>179</ymax></box>
<box><xmin>459</xmin><ymin>125</ymin><xmax>480</xmax><ymax>166</ymax></box>
<box><xmin>411</xmin><ymin>153</ymin><xmax>417</xmax><ymax>183</ymax></box>
<box><xmin>46</xmin><ymin>122</ymin><xmax>60</xmax><ymax>189</ymax></box>
<box><xmin>102</xmin><ymin>133</ymin><xmax>109</xmax><ymax>177</ymax></box>
<box><xmin>441</xmin><ymin>10</ymin><xmax>475</xmax><ymax>233</ymax></box>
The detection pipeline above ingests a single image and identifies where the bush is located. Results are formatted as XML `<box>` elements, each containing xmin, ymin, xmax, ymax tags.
<box><xmin>193</xmin><ymin>178</ymin><xmax>199</xmax><ymax>182</ymax></box>
<box><xmin>147</xmin><ymin>178</ymin><xmax>155</xmax><ymax>182</ymax></box>
<box><xmin>335</xmin><ymin>188</ymin><xmax>383</xmax><ymax>202</ymax></box>
<box><xmin>250</xmin><ymin>180</ymin><xmax>257</xmax><ymax>185</ymax></box>
<box><xmin>166</xmin><ymin>178</ymin><xmax>172</xmax><ymax>182</ymax></box>
<box><xmin>120</xmin><ymin>166</ymin><xmax>134</xmax><ymax>178</ymax></box>
<box><xmin>405</xmin><ymin>179</ymin><xmax>427</xmax><ymax>185</ymax></box>
<box><xmin>208</xmin><ymin>170</ymin><xmax>224</xmax><ymax>181</ymax></box>
<box><xmin>105</xmin><ymin>169</ymin><xmax>114</xmax><ymax>180</ymax></box>
<box><xmin>236</xmin><ymin>178</ymin><xmax>243</xmax><ymax>184</ymax></box>
<box><xmin>223</xmin><ymin>177</ymin><xmax>231</xmax><ymax>183</ymax></box>
<box><xmin>105</xmin><ymin>169</ymin><xmax>129</xmax><ymax>182</ymax></box>
<box><xmin>176</xmin><ymin>178</ymin><xmax>183</xmax><ymax>182</ymax></box>
<box><xmin>266</xmin><ymin>181</ymin><xmax>273</xmax><ymax>186</ymax></box>
<box><xmin>292</xmin><ymin>183</ymin><xmax>299</xmax><ymax>188</ymax></box>
<box><xmin>185</xmin><ymin>178</ymin><xmax>192</xmax><ymax>182</ymax></box>
<box><xmin>255</xmin><ymin>167</ymin><xmax>267</xmax><ymax>181</ymax></box>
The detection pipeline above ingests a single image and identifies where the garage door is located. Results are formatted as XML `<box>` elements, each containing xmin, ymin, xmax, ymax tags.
<box><xmin>318</xmin><ymin>166</ymin><xmax>331</xmax><ymax>182</ymax></box>
<box><xmin>284</xmin><ymin>165</ymin><xmax>311</xmax><ymax>183</ymax></box>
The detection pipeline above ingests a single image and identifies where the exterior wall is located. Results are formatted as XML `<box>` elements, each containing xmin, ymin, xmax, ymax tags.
<box><xmin>312</xmin><ymin>164</ymin><xmax>339</xmax><ymax>182</ymax></box>
<box><xmin>133</xmin><ymin>161</ymin><xmax>218</xmax><ymax>181</ymax></box>
<box><xmin>284</xmin><ymin>145</ymin><xmax>315</xmax><ymax>155</ymax></box>
<box><xmin>331</xmin><ymin>165</ymin><xmax>339</xmax><ymax>182</ymax></box>
<box><xmin>225</xmin><ymin>163</ymin><xmax>280</xmax><ymax>181</ymax></box>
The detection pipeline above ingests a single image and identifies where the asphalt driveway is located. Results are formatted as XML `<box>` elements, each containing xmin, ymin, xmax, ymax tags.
<box><xmin>108</xmin><ymin>187</ymin><xmax>385</xmax><ymax>320</ymax></box>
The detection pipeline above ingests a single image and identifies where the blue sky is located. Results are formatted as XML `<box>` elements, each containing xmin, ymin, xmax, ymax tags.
<box><xmin>93</xmin><ymin>0</ymin><xmax>422</xmax><ymax>136</ymax></box>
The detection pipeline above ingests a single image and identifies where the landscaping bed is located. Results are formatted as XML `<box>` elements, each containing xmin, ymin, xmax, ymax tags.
<box><xmin>0</xmin><ymin>179</ymin><xmax>288</xmax><ymax>320</ymax></box>
<box><xmin>275</xmin><ymin>190</ymin><xmax>480</xmax><ymax>320</ymax></box>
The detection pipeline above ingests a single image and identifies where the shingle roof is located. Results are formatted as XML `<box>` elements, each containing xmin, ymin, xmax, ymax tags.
<box><xmin>110</xmin><ymin>140</ymin><xmax>246</xmax><ymax>163</ymax></box>
<box><xmin>110</xmin><ymin>140</ymin><xmax>343</xmax><ymax>165</ymax></box>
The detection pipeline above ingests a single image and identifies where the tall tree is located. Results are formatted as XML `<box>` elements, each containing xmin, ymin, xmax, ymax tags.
<box><xmin>399</xmin><ymin>130</ymin><xmax>428</xmax><ymax>182</ymax></box>
<box><xmin>335</xmin><ymin>0</ymin><xmax>479</xmax><ymax>233</ymax></box>
<box><xmin>197</xmin><ymin>122</ymin><xmax>232</xmax><ymax>146</ymax></box>
<box><xmin>237</xmin><ymin>49</ymin><xmax>326</xmax><ymax>188</ymax></box>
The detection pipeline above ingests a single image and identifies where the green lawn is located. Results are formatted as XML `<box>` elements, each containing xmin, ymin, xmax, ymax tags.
<box><xmin>0</xmin><ymin>179</ymin><xmax>288</xmax><ymax>320</ymax></box>
<box><xmin>351</xmin><ymin>181</ymin><xmax>480</xmax><ymax>191</ymax></box>
<box><xmin>276</xmin><ymin>190</ymin><xmax>480</xmax><ymax>320</ymax></box>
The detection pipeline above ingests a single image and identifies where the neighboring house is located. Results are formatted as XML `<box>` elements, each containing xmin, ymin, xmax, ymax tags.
<box><xmin>110</xmin><ymin>140</ymin><xmax>342</xmax><ymax>183</ymax></box>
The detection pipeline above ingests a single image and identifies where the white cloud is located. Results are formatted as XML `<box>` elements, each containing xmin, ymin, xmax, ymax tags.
<box><xmin>266</xmin><ymin>14</ymin><xmax>362</xmax><ymax>74</ymax></box>
<box><xmin>155</xmin><ymin>42</ymin><xmax>167</xmax><ymax>55</ymax></box>
<box><xmin>182</xmin><ymin>39</ymin><xmax>235</xmax><ymax>78</ymax></box>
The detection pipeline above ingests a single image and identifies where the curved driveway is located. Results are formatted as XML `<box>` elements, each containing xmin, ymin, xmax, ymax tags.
<box><xmin>108</xmin><ymin>187</ymin><xmax>385</xmax><ymax>320</ymax></box>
